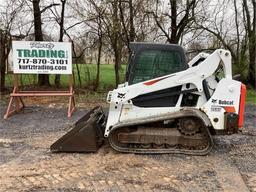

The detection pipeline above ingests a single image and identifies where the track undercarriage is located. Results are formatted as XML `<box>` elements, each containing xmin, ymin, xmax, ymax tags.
<box><xmin>108</xmin><ymin>114</ymin><xmax>213</xmax><ymax>155</ymax></box>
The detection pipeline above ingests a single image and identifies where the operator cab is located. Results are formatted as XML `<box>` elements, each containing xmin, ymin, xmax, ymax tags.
<box><xmin>126</xmin><ymin>42</ymin><xmax>188</xmax><ymax>85</ymax></box>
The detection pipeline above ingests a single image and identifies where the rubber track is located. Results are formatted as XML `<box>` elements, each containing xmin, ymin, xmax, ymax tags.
<box><xmin>108</xmin><ymin>111</ymin><xmax>213</xmax><ymax>155</ymax></box>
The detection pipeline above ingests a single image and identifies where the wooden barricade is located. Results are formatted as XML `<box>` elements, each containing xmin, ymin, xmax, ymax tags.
<box><xmin>4</xmin><ymin>74</ymin><xmax>75</xmax><ymax>119</ymax></box>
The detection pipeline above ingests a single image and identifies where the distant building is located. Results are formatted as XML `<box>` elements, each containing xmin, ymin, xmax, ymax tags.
<box><xmin>83</xmin><ymin>46</ymin><xmax>115</xmax><ymax>65</ymax></box>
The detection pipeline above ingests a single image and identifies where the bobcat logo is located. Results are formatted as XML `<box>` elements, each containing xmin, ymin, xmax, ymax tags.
<box><xmin>211</xmin><ymin>98</ymin><xmax>234</xmax><ymax>105</ymax></box>
<box><xmin>212</xmin><ymin>99</ymin><xmax>217</xmax><ymax>104</ymax></box>
<box><xmin>117</xmin><ymin>93</ymin><xmax>126</xmax><ymax>99</ymax></box>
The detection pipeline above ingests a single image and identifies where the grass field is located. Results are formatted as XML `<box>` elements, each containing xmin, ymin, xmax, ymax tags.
<box><xmin>246</xmin><ymin>89</ymin><xmax>256</xmax><ymax>104</ymax></box>
<box><xmin>5</xmin><ymin>64</ymin><xmax>126</xmax><ymax>90</ymax></box>
<box><xmin>4</xmin><ymin>64</ymin><xmax>255</xmax><ymax>104</ymax></box>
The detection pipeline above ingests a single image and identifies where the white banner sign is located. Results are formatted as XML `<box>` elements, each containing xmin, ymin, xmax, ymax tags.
<box><xmin>13</xmin><ymin>41</ymin><xmax>72</xmax><ymax>74</ymax></box>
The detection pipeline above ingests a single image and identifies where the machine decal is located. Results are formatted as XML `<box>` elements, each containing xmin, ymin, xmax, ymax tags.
<box><xmin>223</xmin><ymin>106</ymin><xmax>236</xmax><ymax>113</ymax></box>
<box><xmin>211</xmin><ymin>106</ymin><xmax>222</xmax><ymax>112</ymax></box>
<box><xmin>219</xmin><ymin>100</ymin><xmax>234</xmax><ymax>105</ymax></box>
<box><xmin>212</xmin><ymin>99</ymin><xmax>234</xmax><ymax>105</ymax></box>
<box><xmin>143</xmin><ymin>74</ymin><xmax>175</xmax><ymax>86</ymax></box>
<box><xmin>210</xmin><ymin>105</ymin><xmax>236</xmax><ymax>113</ymax></box>
<box><xmin>117</xmin><ymin>93</ymin><xmax>126</xmax><ymax>99</ymax></box>
<box><xmin>211</xmin><ymin>99</ymin><xmax>217</xmax><ymax>104</ymax></box>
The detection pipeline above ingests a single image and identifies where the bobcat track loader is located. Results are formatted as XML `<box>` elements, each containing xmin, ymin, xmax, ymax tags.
<box><xmin>51</xmin><ymin>43</ymin><xmax>246</xmax><ymax>155</ymax></box>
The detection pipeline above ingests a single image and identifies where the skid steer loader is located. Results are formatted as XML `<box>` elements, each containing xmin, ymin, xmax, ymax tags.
<box><xmin>51</xmin><ymin>43</ymin><xmax>246</xmax><ymax>155</ymax></box>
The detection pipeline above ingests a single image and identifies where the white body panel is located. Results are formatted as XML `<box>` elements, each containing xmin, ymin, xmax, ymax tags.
<box><xmin>105</xmin><ymin>49</ymin><xmax>241</xmax><ymax>137</ymax></box>
<box><xmin>202</xmin><ymin>78</ymin><xmax>241</xmax><ymax>130</ymax></box>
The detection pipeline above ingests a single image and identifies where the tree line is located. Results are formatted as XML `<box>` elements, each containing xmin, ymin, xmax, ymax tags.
<box><xmin>0</xmin><ymin>0</ymin><xmax>255</xmax><ymax>92</ymax></box>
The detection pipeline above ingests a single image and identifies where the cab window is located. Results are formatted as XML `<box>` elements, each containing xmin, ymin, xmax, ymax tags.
<box><xmin>131</xmin><ymin>50</ymin><xmax>183</xmax><ymax>84</ymax></box>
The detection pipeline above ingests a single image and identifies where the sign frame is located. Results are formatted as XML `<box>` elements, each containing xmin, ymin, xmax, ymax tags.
<box><xmin>4</xmin><ymin>41</ymin><xmax>75</xmax><ymax>119</ymax></box>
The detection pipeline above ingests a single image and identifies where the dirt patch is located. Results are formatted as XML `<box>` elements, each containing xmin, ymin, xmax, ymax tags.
<box><xmin>0</xmin><ymin>102</ymin><xmax>255</xmax><ymax>191</ymax></box>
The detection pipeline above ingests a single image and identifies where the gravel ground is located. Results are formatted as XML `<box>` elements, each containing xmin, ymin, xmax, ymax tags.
<box><xmin>0</xmin><ymin>102</ymin><xmax>255</xmax><ymax>192</ymax></box>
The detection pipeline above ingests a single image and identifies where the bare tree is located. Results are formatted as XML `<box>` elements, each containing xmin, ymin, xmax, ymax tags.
<box><xmin>71</xmin><ymin>0</ymin><xmax>123</xmax><ymax>87</ymax></box>
<box><xmin>49</xmin><ymin>0</ymin><xmax>67</xmax><ymax>88</ymax></box>
<box><xmin>118</xmin><ymin>0</ymin><xmax>135</xmax><ymax>52</ymax></box>
<box><xmin>243</xmin><ymin>0</ymin><xmax>256</xmax><ymax>88</ymax></box>
<box><xmin>83</xmin><ymin>0</ymin><xmax>105</xmax><ymax>90</ymax></box>
<box><xmin>91</xmin><ymin>2</ymin><xmax>104</xmax><ymax>91</ymax></box>
<box><xmin>31</xmin><ymin>0</ymin><xmax>59</xmax><ymax>86</ymax></box>
<box><xmin>193</xmin><ymin>0</ymin><xmax>255</xmax><ymax>86</ymax></box>
<box><xmin>194</xmin><ymin>0</ymin><xmax>244</xmax><ymax>62</ymax></box>
<box><xmin>0</xmin><ymin>30</ymin><xmax>11</xmax><ymax>92</ymax></box>
<box><xmin>148</xmin><ymin>0</ymin><xmax>197</xmax><ymax>44</ymax></box>
<box><xmin>0</xmin><ymin>0</ymin><xmax>25</xmax><ymax>92</ymax></box>
<box><xmin>70</xmin><ymin>0</ymin><xmax>157</xmax><ymax>87</ymax></box>
<box><xmin>110</xmin><ymin>0</ymin><xmax>122</xmax><ymax>87</ymax></box>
